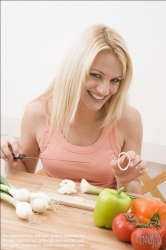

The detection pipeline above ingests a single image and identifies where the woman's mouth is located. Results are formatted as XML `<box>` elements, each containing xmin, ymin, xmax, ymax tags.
<box><xmin>88</xmin><ymin>91</ymin><xmax>105</xmax><ymax>100</ymax></box>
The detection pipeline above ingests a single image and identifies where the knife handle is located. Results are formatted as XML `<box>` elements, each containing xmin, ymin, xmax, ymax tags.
<box><xmin>12</xmin><ymin>153</ymin><xmax>26</xmax><ymax>159</ymax></box>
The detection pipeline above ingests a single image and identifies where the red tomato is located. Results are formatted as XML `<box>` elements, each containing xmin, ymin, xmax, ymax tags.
<box><xmin>131</xmin><ymin>228</ymin><xmax>162</xmax><ymax>250</ymax></box>
<box><xmin>112</xmin><ymin>212</ymin><xmax>139</xmax><ymax>242</ymax></box>
<box><xmin>158</xmin><ymin>220</ymin><xmax>166</xmax><ymax>250</ymax></box>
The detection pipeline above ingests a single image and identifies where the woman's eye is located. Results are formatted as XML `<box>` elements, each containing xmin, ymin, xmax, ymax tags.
<box><xmin>90</xmin><ymin>73</ymin><xmax>101</xmax><ymax>78</ymax></box>
<box><xmin>111</xmin><ymin>78</ymin><xmax>121</xmax><ymax>83</ymax></box>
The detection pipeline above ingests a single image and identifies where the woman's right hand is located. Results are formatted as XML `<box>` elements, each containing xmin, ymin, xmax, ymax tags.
<box><xmin>1</xmin><ymin>136</ymin><xmax>23</xmax><ymax>166</ymax></box>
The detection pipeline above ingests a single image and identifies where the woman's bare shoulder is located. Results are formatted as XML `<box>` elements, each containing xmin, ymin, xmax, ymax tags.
<box><xmin>121</xmin><ymin>105</ymin><xmax>142</xmax><ymax>124</ymax></box>
<box><xmin>21</xmin><ymin>100</ymin><xmax>47</xmax><ymax>134</ymax></box>
<box><xmin>118</xmin><ymin>105</ymin><xmax>143</xmax><ymax>138</ymax></box>
<box><xmin>23</xmin><ymin>100</ymin><xmax>46</xmax><ymax>119</ymax></box>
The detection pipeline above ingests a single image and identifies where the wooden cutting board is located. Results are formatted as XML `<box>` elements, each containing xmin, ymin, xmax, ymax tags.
<box><xmin>39</xmin><ymin>179</ymin><xmax>158</xmax><ymax>211</ymax></box>
<box><xmin>39</xmin><ymin>182</ymin><xmax>98</xmax><ymax>211</ymax></box>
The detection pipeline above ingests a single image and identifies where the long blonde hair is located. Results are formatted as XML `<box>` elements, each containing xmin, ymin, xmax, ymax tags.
<box><xmin>34</xmin><ymin>24</ymin><xmax>133</xmax><ymax>136</ymax></box>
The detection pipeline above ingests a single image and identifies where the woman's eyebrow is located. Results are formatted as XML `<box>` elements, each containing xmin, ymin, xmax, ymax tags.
<box><xmin>112</xmin><ymin>76</ymin><xmax>122</xmax><ymax>79</ymax></box>
<box><xmin>90</xmin><ymin>69</ymin><xmax>106</xmax><ymax>76</ymax></box>
<box><xmin>91</xmin><ymin>69</ymin><xmax>103</xmax><ymax>73</ymax></box>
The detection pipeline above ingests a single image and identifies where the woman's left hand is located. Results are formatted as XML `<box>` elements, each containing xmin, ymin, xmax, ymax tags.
<box><xmin>111</xmin><ymin>150</ymin><xmax>148</xmax><ymax>184</ymax></box>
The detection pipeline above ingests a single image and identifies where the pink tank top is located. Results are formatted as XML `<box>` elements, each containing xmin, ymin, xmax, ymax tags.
<box><xmin>39</xmin><ymin>101</ymin><xmax>121</xmax><ymax>189</ymax></box>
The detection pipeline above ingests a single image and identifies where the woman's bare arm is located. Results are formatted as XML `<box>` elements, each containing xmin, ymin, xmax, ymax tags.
<box><xmin>3</xmin><ymin>101</ymin><xmax>46</xmax><ymax>175</ymax></box>
<box><xmin>112</xmin><ymin>105</ymin><xmax>147</xmax><ymax>194</ymax></box>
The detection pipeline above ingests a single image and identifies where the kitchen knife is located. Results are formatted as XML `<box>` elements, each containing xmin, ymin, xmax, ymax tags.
<box><xmin>12</xmin><ymin>153</ymin><xmax>90</xmax><ymax>164</ymax></box>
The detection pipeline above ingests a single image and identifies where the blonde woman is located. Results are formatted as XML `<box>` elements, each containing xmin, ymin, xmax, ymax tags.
<box><xmin>1</xmin><ymin>24</ymin><xmax>147</xmax><ymax>193</ymax></box>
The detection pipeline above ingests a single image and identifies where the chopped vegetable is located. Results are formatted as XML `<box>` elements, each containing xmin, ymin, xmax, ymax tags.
<box><xmin>1</xmin><ymin>191</ymin><xmax>35</xmax><ymax>223</ymax></box>
<box><xmin>93</xmin><ymin>187</ymin><xmax>131</xmax><ymax>229</ymax></box>
<box><xmin>57</xmin><ymin>179</ymin><xmax>77</xmax><ymax>194</ymax></box>
<box><xmin>74</xmin><ymin>196</ymin><xmax>85</xmax><ymax>202</ymax></box>
<box><xmin>60</xmin><ymin>179</ymin><xmax>76</xmax><ymax>189</ymax></box>
<box><xmin>118</xmin><ymin>152</ymin><xmax>130</xmax><ymax>171</ymax></box>
<box><xmin>58</xmin><ymin>186</ymin><xmax>77</xmax><ymax>195</ymax></box>
<box><xmin>80</xmin><ymin>179</ymin><xmax>103</xmax><ymax>194</ymax></box>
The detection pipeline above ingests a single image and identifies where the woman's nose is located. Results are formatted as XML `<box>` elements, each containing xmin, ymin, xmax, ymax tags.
<box><xmin>96</xmin><ymin>81</ymin><xmax>110</xmax><ymax>96</ymax></box>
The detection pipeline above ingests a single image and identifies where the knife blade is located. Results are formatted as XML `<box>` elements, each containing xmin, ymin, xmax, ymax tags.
<box><xmin>12</xmin><ymin>153</ymin><xmax>90</xmax><ymax>164</ymax></box>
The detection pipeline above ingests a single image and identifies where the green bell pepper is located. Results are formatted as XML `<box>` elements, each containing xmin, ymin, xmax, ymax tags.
<box><xmin>93</xmin><ymin>187</ymin><xmax>131</xmax><ymax>229</ymax></box>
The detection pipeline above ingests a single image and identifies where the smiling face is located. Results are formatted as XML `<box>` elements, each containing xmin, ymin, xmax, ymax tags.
<box><xmin>80</xmin><ymin>51</ymin><xmax>123</xmax><ymax>112</ymax></box>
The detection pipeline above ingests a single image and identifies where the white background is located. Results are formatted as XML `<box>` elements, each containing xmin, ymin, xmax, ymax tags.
<box><xmin>1</xmin><ymin>1</ymin><xmax>166</xmax><ymax>145</ymax></box>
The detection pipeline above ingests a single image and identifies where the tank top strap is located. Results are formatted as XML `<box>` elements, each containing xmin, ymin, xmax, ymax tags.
<box><xmin>45</xmin><ymin>96</ymin><xmax>52</xmax><ymax>118</ymax></box>
<box><xmin>39</xmin><ymin>97</ymin><xmax>52</xmax><ymax>152</ymax></box>
<box><xmin>108</xmin><ymin>122</ymin><xmax>121</xmax><ymax>157</ymax></box>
